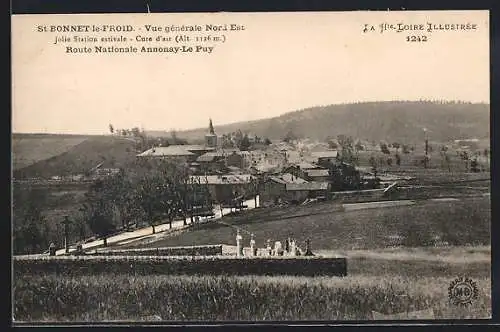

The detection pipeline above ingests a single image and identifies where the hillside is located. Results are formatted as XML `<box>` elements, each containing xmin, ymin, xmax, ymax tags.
<box><xmin>12</xmin><ymin>134</ymin><xmax>90</xmax><ymax>170</ymax></box>
<box><xmin>128</xmin><ymin>196</ymin><xmax>490</xmax><ymax>250</ymax></box>
<box><xmin>160</xmin><ymin>101</ymin><xmax>489</xmax><ymax>144</ymax></box>
<box><xmin>13</xmin><ymin>135</ymin><xmax>138</xmax><ymax>179</ymax></box>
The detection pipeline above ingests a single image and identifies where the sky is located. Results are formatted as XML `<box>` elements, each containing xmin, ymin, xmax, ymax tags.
<box><xmin>12</xmin><ymin>11</ymin><xmax>489</xmax><ymax>135</ymax></box>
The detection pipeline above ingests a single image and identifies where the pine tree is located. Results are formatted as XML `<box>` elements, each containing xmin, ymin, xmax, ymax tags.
<box><xmin>239</xmin><ymin>134</ymin><xmax>251</xmax><ymax>151</ymax></box>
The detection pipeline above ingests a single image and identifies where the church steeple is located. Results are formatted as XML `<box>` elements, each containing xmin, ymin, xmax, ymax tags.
<box><xmin>208</xmin><ymin>118</ymin><xmax>215</xmax><ymax>135</ymax></box>
<box><xmin>205</xmin><ymin>118</ymin><xmax>217</xmax><ymax>148</ymax></box>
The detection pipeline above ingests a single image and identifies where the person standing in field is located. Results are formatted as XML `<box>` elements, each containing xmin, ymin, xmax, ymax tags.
<box><xmin>266</xmin><ymin>239</ymin><xmax>272</xmax><ymax>256</ymax></box>
<box><xmin>236</xmin><ymin>229</ymin><xmax>243</xmax><ymax>257</ymax></box>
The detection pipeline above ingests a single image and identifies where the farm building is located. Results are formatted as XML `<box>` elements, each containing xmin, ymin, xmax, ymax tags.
<box><xmin>304</xmin><ymin>168</ymin><xmax>330</xmax><ymax>182</ymax></box>
<box><xmin>196</xmin><ymin>152</ymin><xmax>226</xmax><ymax>173</ymax></box>
<box><xmin>263</xmin><ymin>149</ymin><xmax>288</xmax><ymax>166</ymax></box>
<box><xmin>285</xmin><ymin>182</ymin><xmax>330</xmax><ymax>203</ymax></box>
<box><xmin>189</xmin><ymin>174</ymin><xmax>256</xmax><ymax>204</ymax></box>
<box><xmin>194</xmin><ymin>149</ymin><xmax>247</xmax><ymax>172</ymax></box>
<box><xmin>296</xmin><ymin>162</ymin><xmax>321</xmax><ymax>170</ymax></box>
<box><xmin>259</xmin><ymin>173</ymin><xmax>304</xmax><ymax>206</ymax></box>
<box><xmin>283</xmin><ymin>163</ymin><xmax>329</xmax><ymax>182</ymax></box>
<box><xmin>310</xmin><ymin>150</ymin><xmax>339</xmax><ymax>164</ymax></box>
<box><xmin>259</xmin><ymin>173</ymin><xmax>329</xmax><ymax>206</ymax></box>
<box><xmin>259</xmin><ymin>178</ymin><xmax>287</xmax><ymax>206</ymax></box>
<box><xmin>282</xmin><ymin>165</ymin><xmax>307</xmax><ymax>181</ymax></box>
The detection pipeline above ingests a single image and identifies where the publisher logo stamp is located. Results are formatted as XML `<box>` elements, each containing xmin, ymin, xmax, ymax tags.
<box><xmin>448</xmin><ymin>277</ymin><xmax>478</xmax><ymax>306</ymax></box>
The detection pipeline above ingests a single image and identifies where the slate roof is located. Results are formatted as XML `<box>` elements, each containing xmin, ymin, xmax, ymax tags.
<box><xmin>197</xmin><ymin>152</ymin><xmax>225</xmax><ymax>162</ymax></box>
<box><xmin>296</xmin><ymin>162</ymin><xmax>319</xmax><ymax>170</ymax></box>
<box><xmin>268</xmin><ymin>173</ymin><xmax>308</xmax><ymax>185</ymax></box>
<box><xmin>137</xmin><ymin>145</ymin><xmax>215</xmax><ymax>157</ymax></box>
<box><xmin>253</xmin><ymin>163</ymin><xmax>280</xmax><ymax>173</ymax></box>
<box><xmin>311</xmin><ymin>150</ymin><xmax>339</xmax><ymax>159</ymax></box>
<box><xmin>184</xmin><ymin>145</ymin><xmax>216</xmax><ymax>151</ymax></box>
<box><xmin>285</xmin><ymin>182</ymin><xmax>329</xmax><ymax>191</ymax></box>
<box><xmin>305</xmin><ymin>169</ymin><xmax>330</xmax><ymax>177</ymax></box>
<box><xmin>137</xmin><ymin>146</ymin><xmax>196</xmax><ymax>157</ymax></box>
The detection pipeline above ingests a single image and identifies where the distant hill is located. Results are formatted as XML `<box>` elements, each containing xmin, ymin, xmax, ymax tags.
<box><xmin>12</xmin><ymin>133</ymin><xmax>90</xmax><ymax>170</ymax></box>
<box><xmin>159</xmin><ymin>101</ymin><xmax>489</xmax><ymax>144</ymax></box>
<box><xmin>13</xmin><ymin>135</ymin><xmax>138</xmax><ymax>179</ymax></box>
<box><xmin>12</xmin><ymin>101</ymin><xmax>489</xmax><ymax>179</ymax></box>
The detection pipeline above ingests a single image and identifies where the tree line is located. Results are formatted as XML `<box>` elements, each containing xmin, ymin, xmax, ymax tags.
<box><xmin>108</xmin><ymin>124</ymin><xmax>189</xmax><ymax>151</ymax></box>
<box><xmin>220</xmin><ymin>130</ymin><xmax>272</xmax><ymax>150</ymax></box>
<box><xmin>13</xmin><ymin>159</ymin><xmax>217</xmax><ymax>254</ymax></box>
<box><xmin>323</xmin><ymin>133</ymin><xmax>490</xmax><ymax>173</ymax></box>
<box><xmin>80</xmin><ymin>159</ymin><xmax>220</xmax><ymax>246</ymax></box>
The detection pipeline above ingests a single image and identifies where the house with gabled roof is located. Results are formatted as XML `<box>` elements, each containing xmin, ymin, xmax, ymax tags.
<box><xmin>310</xmin><ymin>150</ymin><xmax>339</xmax><ymax>164</ymax></box>
<box><xmin>303</xmin><ymin>168</ymin><xmax>330</xmax><ymax>182</ymax></box>
<box><xmin>189</xmin><ymin>174</ymin><xmax>256</xmax><ymax>204</ymax></box>
<box><xmin>283</xmin><ymin>161</ymin><xmax>329</xmax><ymax>182</ymax></box>
<box><xmin>259</xmin><ymin>171</ymin><xmax>330</xmax><ymax>206</ymax></box>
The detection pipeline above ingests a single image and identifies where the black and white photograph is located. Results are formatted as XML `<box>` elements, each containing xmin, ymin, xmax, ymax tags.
<box><xmin>11</xmin><ymin>10</ymin><xmax>491</xmax><ymax>322</ymax></box>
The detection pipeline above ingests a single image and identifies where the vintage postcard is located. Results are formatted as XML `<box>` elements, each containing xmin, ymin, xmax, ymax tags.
<box><xmin>11</xmin><ymin>10</ymin><xmax>491</xmax><ymax>323</ymax></box>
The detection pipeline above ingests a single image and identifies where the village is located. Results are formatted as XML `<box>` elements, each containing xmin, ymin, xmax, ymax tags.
<box><xmin>110</xmin><ymin>119</ymin><xmax>409</xmax><ymax>203</ymax></box>
<box><xmin>13</xmin><ymin>113</ymin><xmax>491</xmax><ymax>261</ymax></box>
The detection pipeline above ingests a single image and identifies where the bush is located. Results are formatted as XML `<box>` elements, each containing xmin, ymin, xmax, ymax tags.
<box><xmin>13</xmin><ymin>255</ymin><xmax>348</xmax><ymax>277</ymax></box>
<box><xmin>92</xmin><ymin>245</ymin><xmax>223</xmax><ymax>257</ymax></box>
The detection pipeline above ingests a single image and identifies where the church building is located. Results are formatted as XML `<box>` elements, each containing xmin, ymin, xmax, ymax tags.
<box><xmin>205</xmin><ymin>118</ymin><xmax>218</xmax><ymax>148</ymax></box>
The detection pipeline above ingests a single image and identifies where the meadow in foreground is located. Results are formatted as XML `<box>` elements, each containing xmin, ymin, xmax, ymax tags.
<box><xmin>14</xmin><ymin>253</ymin><xmax>491</xmax><ymax>322</ymax></box>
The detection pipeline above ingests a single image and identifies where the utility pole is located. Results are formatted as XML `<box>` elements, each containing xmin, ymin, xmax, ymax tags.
<box><xmin>62</xmin><ymin>215</ymin><xmax>71</xmax><ymax>254</ymax></box>
<box><xmin>423</xmin><ymin>128</ymin><xmax>429</xmax><ymax>169</ymax></box>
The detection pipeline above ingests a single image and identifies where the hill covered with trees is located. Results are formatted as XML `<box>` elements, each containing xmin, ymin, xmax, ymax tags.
<box><xmin>171</xmin><ymin>101</ymin><xmax>489</xmax><ymax>144</ymax></box>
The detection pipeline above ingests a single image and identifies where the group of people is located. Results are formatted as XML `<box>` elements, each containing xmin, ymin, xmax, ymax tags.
<box><xmin>235</xmin><ymin>229</ymin><xmax>310</xmax><ymax>257</ymax></box>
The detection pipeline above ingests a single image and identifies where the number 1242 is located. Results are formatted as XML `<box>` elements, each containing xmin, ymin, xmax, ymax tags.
<box><xmin>406</xmin><ymin>35</ymin><xmax>428</xmax><ymax>42</ymax></box>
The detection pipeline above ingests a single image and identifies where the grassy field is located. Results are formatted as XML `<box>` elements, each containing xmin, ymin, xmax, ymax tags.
<box><xmin>126</xmin><ymin>196</ymin><xmax>490</xmax><ymax>250</ymax></box>
<box><xmin>12</xmin><ymin>134</ymin><xmax>89</xmax><ymax>170</ymax></box>
<box><xmin>13</xmin><ymin>247</ymin><xmax>491</xmax><ymax>322</ymax></box>
<box><xmin>379</xmin><ymin>166</ymin><xmax>490</xmax><ymax>185</ymax></box>
<box><xmin>13</xmin><ymin>135</ymin><xmax>137</xmax><ymax>179</ymax></box>
<box><xmin>355</xmin><ymin>148</ymin><xmax>490</xmax><ymax>173</ymax></box>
